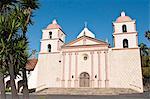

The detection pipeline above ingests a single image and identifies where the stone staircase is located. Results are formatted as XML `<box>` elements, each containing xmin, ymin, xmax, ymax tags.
<box><xmin>35</xmin><ymin>88</ymin><xmax>138</xmax><ymax>95</ymax></box>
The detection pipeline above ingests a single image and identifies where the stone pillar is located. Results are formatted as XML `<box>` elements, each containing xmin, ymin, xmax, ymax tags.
<box><xmin>97</xmin><ymin>51</ymin><xmax>102</xmax><ymax>88</ymax></box>
<box><xmin>68</xmin><ymin>53</ymin><xmax>72</xmax><ymax>87</ymax></box>
<box><xmin>90</xmin><ymin>51</ymin><xmax>94</xmax><ymax>87</ymax></box>
<box><xmin>57</xmin><ymin>40</ymin><xmax>59</xmax><ymax>50</ymax></box>
<box><xmin>61</xmin><ymin>52</ymin><xmax>66</xmax><ymax>87</ymax></box>
<box><xmin>74</xmin><ymin>52</ymin><xmax>78</xmax><ymax>87</ymax></box>
<box><xmin>104</xmin><ymin>51</ymin><xmax>109</xmax><ymax>88</ymax></box>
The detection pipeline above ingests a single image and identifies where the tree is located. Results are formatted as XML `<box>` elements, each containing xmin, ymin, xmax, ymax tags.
<box><xmin>145</xmin><ymin>31</ymin><xmax>150</xmax><ymax>41</ymax></box>
<box><xmin>19</xmin><ymin>1</ymin><xmax>39</xmax><ymax>99</ymax></box>
<box><xmin>139</xmin><ymin>43</ymin><xmax>149</xmax><ymax>56</ymax></box>
<box><xmin>140</xmin><ymin>31</ymin><xmax>150</xmax><ymax>81</ymax></box>
<box><xmin>0</xmin><ymin>11</ymin><xmax>23</xmax><ymax>99</ymax></box>
<box><xmin>0</xmin><ymin>58</ymin><xmax>6</xmax><ymax>99</ymax></box>
<box><xmin>0</xmin><ymin>0</ymin><xmax>39</xmax><ymax>99</ymax></box>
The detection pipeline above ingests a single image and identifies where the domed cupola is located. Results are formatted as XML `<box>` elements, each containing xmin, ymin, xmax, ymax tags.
<box><xmin>116</xmin><ymin>12</ymin><xmax>132</xmax><ymax>23</ymax></box>
<box><xmin>46</xmin><ymin>19</ymin><xmax>62</xmax><ymax>29</ymax></box>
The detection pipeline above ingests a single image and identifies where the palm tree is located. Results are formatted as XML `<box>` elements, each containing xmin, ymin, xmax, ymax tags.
<box><xmin>0</xmin><ymin>59</ymin><xmax>6</xmax><ymax>99</ymax></box>
<box><xmin>0</xmin><ymin>7</ymin><xmax>27</xmax><ymax>99</ymax></box>
<box><xmin>0</xmin><ymin>0</ymin><xmax>18</xmax><ymax>17</ymax></box>
<box><xmin>139</xmin><ymin>43</ymin><xmax>149</xmax><ymax>56</ymax></box>
<box><xmin>0</xmin><ymin>1</ymin><xmax>39</xmax><ymax>99</ymax></box>
<box><xmin>145</xmin><ymin>31</ymin><xmax>150</xmax><ymax>41</ymax></box>
<box><xmin>19</xmin><ymin>1</ymin><xmax>39</xmax><ymax>99</ymax></box>
<box><xmin>0</xmin><ymin>13</ymin><xmax>21</xmax><ymax>99</ymax></box>
<box><xmin>20</xmin><ymin>0</ymin><xmax>39</xmax><ymax>34</ymax></box>
<box><xmin>14</xmin><ymin>36</ymin><xmax>30</xmax><ymax>99</ymax></box>
<box><xmin>0</xmin><ymin>19</ymin><xmax>5</xmax><ymax>98</ymax></box>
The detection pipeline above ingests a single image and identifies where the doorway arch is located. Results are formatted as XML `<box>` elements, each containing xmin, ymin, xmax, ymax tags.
<box><xmin>79</xmin><ymin>72</ymin><xmax>90</xmax><ymax>87</ymax></box>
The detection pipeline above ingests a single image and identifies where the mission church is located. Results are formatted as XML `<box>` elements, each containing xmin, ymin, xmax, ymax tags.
<box><xmin>27</xmin><ymin>12</ymin><xmax>143</xmax><ymax>93</ymax></box>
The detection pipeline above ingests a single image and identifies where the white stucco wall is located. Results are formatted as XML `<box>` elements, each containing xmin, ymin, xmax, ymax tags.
<box><xmin>42</xmin><ymin>29</ymin><xmax>65</xmax><ymax>41</ymax></box>
<box><xmin>36</xmin><ymin>53</ymin><xmax>61</xmax><ymax>91</ymax></box>
<box><xmin>40</xmin><ymin>28</ymin><xmax>65</xmax><ymax>53</ymax></box>
<box><xmin>113</xmin><ymin>21</ymin><xmax>136</xmax><ymax>33</ymax></box>
<box><xmin>28</xmin><ymin>63</ymin><xmax>38</xmax><ymax>89</ymax></box>
<box><xmin>40</xmin><ymin>39</ymin><xmax>59</xmax><ymax>53</ymax></box>
<box><xmin>109</xmin><ymin>48</ymin><xmax>143</xmax><ymax>92</ymax></box>
<box><xmin>114</xmin><ymin>33</ymin><xmax>138</xmax><ymax>48</ymax></box>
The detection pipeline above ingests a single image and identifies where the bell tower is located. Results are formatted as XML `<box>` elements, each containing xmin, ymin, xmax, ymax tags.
<box><xmin>113</xmin><ymin>12</ymin><xmax>138</xmax><ymax>48</ymax></box>
<box><xmin>40</xmin><ymin>19</ymin><xmax>66</xmax><ymax>53</ymax></box>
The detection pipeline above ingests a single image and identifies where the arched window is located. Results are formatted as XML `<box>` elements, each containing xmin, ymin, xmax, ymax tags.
<box><xmin>48</xmin><ymin>44</ymin><xmax>51</xmax><ymax>52</ymax></box>
<box><xmin>122</xmin><ymin>25</ymin><xmax>127</xmax><ymax>32</ymax></box>
<box><xmin>49</xmin><ymin>32</ymin><xmax>52</xmax><ymax>39</ymax></box>
<box><xmin>123</xmin><ymin>39</ymin><xmax>128</xmax><ymax>48</ymax></box>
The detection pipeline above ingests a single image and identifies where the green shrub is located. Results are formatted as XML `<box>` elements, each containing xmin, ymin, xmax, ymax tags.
<box><xmin>142</xmin><ymin>67</ymin><xmax>150</xmax><ymax>78</ymax></box>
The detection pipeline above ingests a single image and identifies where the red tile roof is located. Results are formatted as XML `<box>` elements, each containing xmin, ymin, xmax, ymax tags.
<box><xmin>46</xmin><ymin>19</ymin><xmax>62</xmax><ymax>29</ymax></box>
<box><xmin>47</xmin><ymin>24</ymin><xmax>62</xmax><ymax>29</ymax></box>
<box><xmin>116</xmin><ymin>16</ymin><xmax>132</xmax><ymax>23</ymax></box>
<box><xmin>26</xmin><ymin>58</ymin><xmax>38</xmax><ymax>71</ymax></box>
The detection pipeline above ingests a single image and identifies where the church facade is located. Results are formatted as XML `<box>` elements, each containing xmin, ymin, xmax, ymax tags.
<box><xmin>28</xmin><ymin>12</ymin><xmax>143</xmax><ymax>92</ymax></box>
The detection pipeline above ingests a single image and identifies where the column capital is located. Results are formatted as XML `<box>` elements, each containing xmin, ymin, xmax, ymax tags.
<box><xmin>90</xmin><ymin>51</ymin><xmax>94</xmax><ymax>54</ymax></box>
<box><xmin>68</xmin><ymin>53</ymin><xmax>72</xmax><ymax>55</ymax></box>
<box><xmin>75</xmin><ymin>52</ymin><xmax>78</xmax><ymax>55</ymax></box>
<box><xmin>104</xmin><ymin>51</ymin><xmax>108</xmax><ymax>54</ymax></box>
<box><xmin>97</xmin><ymin>51</ymin><xmax>101</xmax><ymax>54</ymax></box>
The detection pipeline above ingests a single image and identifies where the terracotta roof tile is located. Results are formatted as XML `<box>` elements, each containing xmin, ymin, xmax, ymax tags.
<box><xmin>116</xmin><ymin>16</ymin><xmax>132</xmax><ymax>23</ymax></box>
<box><xmin>46</xmin><ymin>19</ymin><xmax>62</xmax><ymax>29</ymax></box>
<box><xmin>26</xmin><ymin>58</ymin><xmax>38</xmax><ymax>71</ymax></box>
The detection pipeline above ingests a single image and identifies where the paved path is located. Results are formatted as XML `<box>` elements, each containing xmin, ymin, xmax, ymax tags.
<box><xmin>4</xmin><ymin>91</ymin><xmax>150</xmax><ymax>99</ymax></box>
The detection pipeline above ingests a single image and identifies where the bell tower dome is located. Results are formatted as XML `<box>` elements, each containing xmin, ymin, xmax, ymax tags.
<box><xmin>113</xmin><ymin>12</ymin><xmax>138</xmax><ymax>48</ymax></box>
<box><xmin>40</xmin><ymin>19</ymin><xmax>66</xmax><ymax>53</ymax></box>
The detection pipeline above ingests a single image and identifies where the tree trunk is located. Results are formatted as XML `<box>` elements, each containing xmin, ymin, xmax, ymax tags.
<box><xmin>9</xmin><ymin>55</ymin><xmax>18</xmax><ymax>99</ymax></box>
<box><xmin>22</xmin><ymin>68</ymin><xmax>29</xmax><ymax>99</ymax></box>
<box><xmin>0</xmin><ymin>71</ymin><xmax>6</xmax><ymax>99</ymax></box>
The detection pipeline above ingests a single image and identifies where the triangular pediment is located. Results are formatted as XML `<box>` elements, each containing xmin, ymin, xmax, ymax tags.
<box><xmin>63</xmin><ymin>36</ymin><xmax>108</xmax><ymax>47</ymax></box>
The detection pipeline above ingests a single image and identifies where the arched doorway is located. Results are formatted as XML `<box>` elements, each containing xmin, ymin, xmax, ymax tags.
<box><xmin>79</xmin><ymin>72</ymin><xmax>90</xmax><ymax>87</ymax></box>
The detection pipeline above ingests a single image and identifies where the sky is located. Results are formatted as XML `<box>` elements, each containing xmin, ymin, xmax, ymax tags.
<box><xmin>27</xmin><ymin>0</ymin><xmax>150</xmax><ymax>52</ymax></box>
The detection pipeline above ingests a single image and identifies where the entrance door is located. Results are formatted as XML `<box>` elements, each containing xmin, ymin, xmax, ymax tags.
<box><xmin>79</xmin><ymin>72</ymin><xmax>90</xmax><ymax>87</ymax></box>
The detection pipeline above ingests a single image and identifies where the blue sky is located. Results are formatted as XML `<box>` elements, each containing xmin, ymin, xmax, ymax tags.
<box><xmin>27</xmin><ymin>0</ymin><xmax>150</xmax><ymax>52</ymax></box>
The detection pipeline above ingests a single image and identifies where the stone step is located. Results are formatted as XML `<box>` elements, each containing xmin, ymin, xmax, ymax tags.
<box><xmin>35</xmin><ymin>88</ymin><xmax>138</xmax><ymax>95</ymax></box>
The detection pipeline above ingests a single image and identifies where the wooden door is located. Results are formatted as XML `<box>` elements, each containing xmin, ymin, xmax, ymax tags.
<box><xmin>79</xmin><ymin>72</ymin><xmax>90</xmax><ymax>87</ymax></box>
